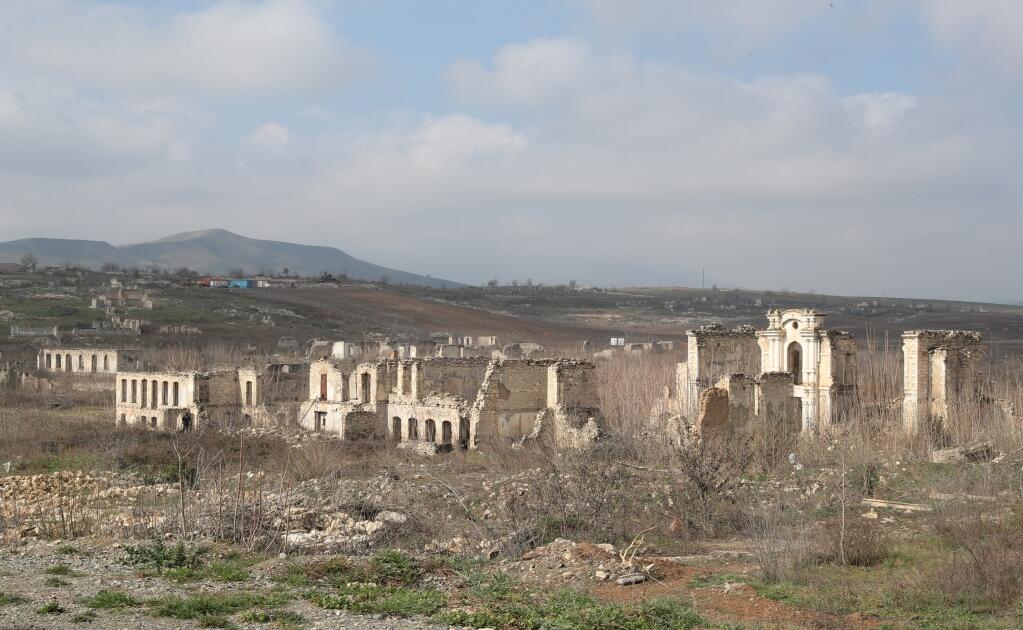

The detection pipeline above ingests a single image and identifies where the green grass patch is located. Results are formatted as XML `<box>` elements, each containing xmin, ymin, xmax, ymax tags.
<box><xmin>35</xmin><ymin>599</ymin><xmax>64</xmax><ymax>615</ymax></box>
<box><xmin>44</xmin><ymin>577</ymin><xmax>70</xmax><ymax>587</ymax></box>
<box><xmin>44</xmin><ymin>563</ymin><xmax>82</xmax><ymax>577</ymax></box>
<box><xmin>311</xmin><ymin>584</ymin><xmax>446</xmax><ymax>617</ymax></box>
<box><xmin>240</xmin><ymin>608</ymin><xmax>306</xmax><ymax>627</ymax></box>
<box><xmin>275</xmin><ymin>550</ymin><xmax>421</xmax><ymax>589</ymax></box>
<box><xmin>147</xmin><ymin>592</ymin><xmax>289</xmax><ymax>620</ymax></box>
<box><xmin>0</xmin><ymin>592</ymin><xmax>28</xmax><ymax>606</ymax></box>
<box><xmin>438</xmin><ymin>591</ymin><xmax>704</xmax><ymax>630</ymax></box>
<box><xmin>83</xmin><ymin>589</ymin><xmax>140</xmax><ymax>609</ymax></box>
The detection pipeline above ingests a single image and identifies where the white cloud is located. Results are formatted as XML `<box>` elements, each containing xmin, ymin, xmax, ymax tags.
<box><xmin>574</xmin><ymin>0</ymin><xmax>827</xmax><ymax>40</ymax></box>
<box><xmin>0</xmin><ymin>0</ymin><xmax>370</xmax><ymax>97</ymax></box>
<box><xmin>247</xmin><ymin>122</ymin><xmax>291</xmax><ymax>150</ymax></box>
<box><xmin>914</xmin><ymin>0</ymin><xmax>1023</xmax><ymax>74</ymax></box>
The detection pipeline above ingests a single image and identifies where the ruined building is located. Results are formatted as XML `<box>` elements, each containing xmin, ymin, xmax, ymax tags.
<box><xmin>300</xmin><ymin>357</ymin><xmax>603</xmax><ymax>452</ymax></box>
<box><xmin>115</xmin><ymin>365</ymin><xmax>305</xmax><ymax>430</ymax></box>
<box><xmin>91</xmin><ymin>287</ymin><xmax>153</xmax><ymax>310</ymax></box>
<box><xmin>655</xmin><ymin>309</ymin><xmax>857</xmax><ymax>435</ymax></box>
<box><xmin>37</xmin><ymin>348</ymin><xmax>137</xmax><ymax>375</ymax></box>
<box><xmin>901</xmin><ymin>330</ymin><xmax>985</xmax><ymax>434</ymax></box>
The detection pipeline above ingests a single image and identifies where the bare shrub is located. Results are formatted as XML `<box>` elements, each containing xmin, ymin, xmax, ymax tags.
<box><xmin>920</xmin><ymin>503</ymin><xmax>1023</xmax><ymax>607</ymax></box>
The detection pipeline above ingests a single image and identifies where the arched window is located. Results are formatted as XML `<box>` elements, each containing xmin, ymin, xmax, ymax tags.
<box><xmin>121</xmin><ymin>379</ymin><xmax>128</xmax><ymax>402</ymax></box>
<box><xmin>55</xmin><ymin>354</ymin><xmax>61</xmax><ymax>370</ymax></box>
<box><xmin>78</xmin><ymin>355</ymin><xmax>84</xmax><ymax>370</ymax></box>
<box><xmin>172</xmin><ymin>382</ymin><xmax>179</xmax><ymax>406</ymax></box>
<box><xmin>787</xmin><ymin>342</ymin><xmax>803</xmax><ymax>385</ymax></box>
<box><xmin>103</xmin><ymin>355</ymin><xmax>109</xmax><ymax>371</ymax></box>
<box><xmin>65</xmin><ymin>354</ymin><xmax>72</xmax><ymax>371</ymax></box>
<box><xmin>151</xmin><ymin>380</ymin><xmax>158</xmax><ymax>408</ymax></box>
<box><xmin>131</xmin><ymin>379</ymin><xmax>137</xmax><ymax>403</ymax></box>
<box><xmin>91</xmin><ymin>354</ymin><xmax>97</xmax><ymax>372</ymax></box>
<box><xmin>162</xmin><ymin>381</ymin><xmax>168</xmax><ymax>406</ymax></box>
<box><xmin>408</xmin><ymin>417</ymin><xmax>419</xmax><ymax>441</ymax></box>
<box><xmin>425</xmin><ymin>419</ymin><xmax>436</xmax><ymax>443</ymax></box>
<box><xmin>441</xmin><ymin>421</ymin><xmax>453</xmax><ymax>446</ymax></box>
<box><xmin>392</xmin><ymin>417</ymin><xmax>402</xmax><ymax>441</ymax></box>
<box><xmin>140</xmin><ymin>379</ymin><xmax>147</xmax><ymax>406</ymax></box>
<box><xmin>245</xmin><ymin>381</ymin><xmax>253</xmax><ymax>406</ymax></box>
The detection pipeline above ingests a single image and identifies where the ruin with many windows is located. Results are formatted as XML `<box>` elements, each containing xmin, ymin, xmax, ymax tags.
<box><xmin>300</xmin><ymin>356</ymin><xmax>603</xmax><ymax>452</ymax></box>
<box><xmin>37</xmin><ymin>347</ymin><xmax>137</xmax><ymax>375</ymax></box>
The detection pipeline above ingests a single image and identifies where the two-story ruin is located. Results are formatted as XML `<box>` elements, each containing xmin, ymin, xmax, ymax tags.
<box><xmin>114</xmin><ymin>365</ymin><xmax>305</xmax><ymax>430</ymax></box>
<box><xmin>300</xmin><ymin>356</ymin><xmax>603</xmax><ymax>452</ymax></box>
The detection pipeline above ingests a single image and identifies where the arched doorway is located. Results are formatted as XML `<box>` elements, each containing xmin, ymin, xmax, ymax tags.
<box><xmin>441</xmin><ymin>421</ymin><xmax>452</xmax><ymax>449</ymax></box>
<box><xmin>181</xmin><ymin>412</ymin><xmax>193</xmax><ymax>432</ymax></box>
<box><xmin>425</xmin><ymin>419</ymin><xmax>436</xmax><ymax>443</ymax></box>
<box><xmin>408</xmin><ymin>417</ymin><xmax>419</xmax><ymax>440</ymax></box>
<box><xmin>787</xmin><ymin>342</ymin><xmax>803</xmax><ymax>385</ymax></box>
<box><xmin>458</xmin><ymin>418</ymin><xmax>470</xmax><ymax>450</ymax></box>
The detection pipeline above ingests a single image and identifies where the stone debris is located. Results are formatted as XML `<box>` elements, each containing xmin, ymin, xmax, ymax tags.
<box><xmin>931</xmin><ymin>442</ymin><xmax>993</xmax><ymax>464</ymax></box>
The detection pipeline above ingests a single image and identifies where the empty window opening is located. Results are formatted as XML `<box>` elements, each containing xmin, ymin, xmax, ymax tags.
<box><xmin>458</xmin><ymin>418</ymin><xmax>470</xmax><ymax>450</ymax></box>
<box><xmin>131</xmin><ymin>379</ymin><xmax>137</xmax><ymax>403</ymax></box>
<box><xmin>150</xmin><ymin>417</ymin><xmax>157</xmax><ymax>429</ymax></box>
<box><xmin>245</xmin><ymin>381</ymin><xmax>253</xmax><ymax>406</ymax></box>
<box><xmin>140</xmin><ymin>379</ymin><xmax>147</xmax><ymax>407</ymax></box>
<box><xmin>172</xmin><ymin>382</ymin><xmax>179</xmax><ymax>406</ymax></box>
<box><xmin>425</xmin><ymin>419</ymin><xmax>436</xmax><ymax>443</ymax></box>
<box><xmin>90</xmin><ymin>355</ymin><xmax>97</xmax><ymax>372</ymax></box>
<box><xmin>162</xmin><ymin>381</ymin><xmax>168</xmax><ymax>406</ymax></box>
<box><xmin>319</xmin><ymin>373</ymin><xmax>327</xmax><ymax>401</ymax></box>
<box><xmin>788</xmin><ymin>342</ymin><xmax>803</xmax><ymax>385</ymax></box>
<box><xmin>392</xmin><ymin>417</ymin><xmax>402</xmax><ymax>441</ymax></box>
<box><xmin>314</xmin><ymin>411</ymin><xmax>326</xmax><ymax>432</ymax></box>
<box><xmin>442</xmin><ymin>421</ymin><xmax>453</xmax><ymax>446</ymax></box>
<box><xmin>151</xmin><ymin>381</ymin><xmax>158</xmax><ymax>408</ymax></box>
<box><xmin>55</xmin><ymin>354</ymin><xmax>61</xmax><ymax>370</ymax></box>
<box><xmin>46</xmin><ymin>353</ymin><xmax>52</xmax><ymax>369</ymax></box>
<box><xmin>65</xmin><ymin>354</ymin><xmax>71</xmax><ymax>371</ymax></box>
<box><xmin>408</xmin><ymin>417</ymin><xmax>419</xmax><ymax>441</ymax></box>
<box><xmin>78</xmin><ymin>355</ymin><xmax>84</xmax><ymax>370</ymax></box>
<box><xmin>121</xmin><ymin>379</ymin><xmax>128</xmax><ymax>402</ymax></box>
<box><xmin>181</xmin><ymin>413</ymin><xmax>192</xmax><ymax>431</ymax></box>
<box><xmin>361</xmin><ymin>373</ymin><xmax>371</xmax><ymax>403</ymax></box>
<box><xmin>103</xmin><ymin>355</ymin><xmax>109</xmax><ymax>371</ymax></box>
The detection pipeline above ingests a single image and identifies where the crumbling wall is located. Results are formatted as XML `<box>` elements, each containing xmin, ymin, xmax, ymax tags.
<box><xmin>902</xmin><ymin>330</ymin><xmax>984</xmax><ymax>434</ymax></box>
<box><xmin>472</xmin><ymin>361</ymin><xmax>547</xmax><ymax>446</ymax></box>
<box><xmin>755</xmin><ymin>372</ymin><xmax>800</xmax><ymax>433</ymax></box>
<box><xmin>415</xmin><ymin>358</ymin><xmax>489</xmax><ymax>401</ymax></box>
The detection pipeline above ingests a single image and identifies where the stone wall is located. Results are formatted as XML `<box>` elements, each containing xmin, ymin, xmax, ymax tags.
<box><xmin>902</xmin><ymin>330</ymin><xmax>984</xmax><ymax>434</ymax></box>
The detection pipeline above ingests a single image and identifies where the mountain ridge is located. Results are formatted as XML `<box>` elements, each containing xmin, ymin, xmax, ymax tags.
<box><xmin>0</xmin><ymin>229</ymin><xmax>463</xmax><ymax>288</ymax></box>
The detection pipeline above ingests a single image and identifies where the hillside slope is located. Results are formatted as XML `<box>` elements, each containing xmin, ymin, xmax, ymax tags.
<box><xmin>0</xmin><ymin>229</ymin><xmax>462</xmax><ymax>288</ymax></box>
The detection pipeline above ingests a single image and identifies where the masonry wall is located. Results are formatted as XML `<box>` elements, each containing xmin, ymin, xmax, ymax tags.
<box><xmin>755</xmin><ymin>372</ymin><xmax>800</xmax><ymax>433</ymax></box>
<box><xmin>414</xmin><ymin>358</ymin><xmax>489</xmax><ymax>401</ymax></box>
<box><xmin>902</xmin><ymin>330</ymin><xmax>984</xmax><ymax>434</ymax></box>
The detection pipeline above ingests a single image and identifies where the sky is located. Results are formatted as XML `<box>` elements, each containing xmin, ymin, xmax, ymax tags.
<box><xmin>0</xmin><ymin>0</ymin><xmax>1021</xmax><ymax>302</ymax></box>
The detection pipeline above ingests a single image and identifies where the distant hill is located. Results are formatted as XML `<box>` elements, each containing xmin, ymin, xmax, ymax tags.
<box><xmin>0</xmin><ymin>229</ymin><xmax>463</xmax><ymax>288</ymax></box>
